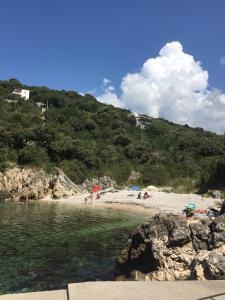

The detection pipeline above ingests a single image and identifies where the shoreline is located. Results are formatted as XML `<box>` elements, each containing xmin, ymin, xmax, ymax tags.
<box><xmin>41</xmin><ymin>196</ymin><xmax>160</xmax><ymax>216</ymax></box>
<box><xmin>41</xmin><ymin>189</ymin><xmax>221</xmax><ymax>215</ymax></box>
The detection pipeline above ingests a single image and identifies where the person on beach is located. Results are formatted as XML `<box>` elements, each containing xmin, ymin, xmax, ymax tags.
<box><xmin>143</xmin><ymin>192</ymin><xmax>150</xmax><ymax>199</ymax></box>
<box><xmin>137</xmin><ymin>192</ymin><xmax>142</xmax><ymax>199</ymax></box>
<box><xmin>84</xmin><ymin>194</ymin><xmax>91</xmax><ymax>204</ymax></box>
<box><xmin>90</xmin><ymin>192</ymin><xmax>94</xmax><ymax>203</ymax></box>
<box><xmin>84</xmin><ymin>192</ymin><xmax>94</xmax><ymax>204</ymax></box>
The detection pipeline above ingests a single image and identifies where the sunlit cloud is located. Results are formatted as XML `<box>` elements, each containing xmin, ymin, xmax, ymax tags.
<box><xmin>98</xmin><ymin>42</ymin><xmax>225</xmax><ymax>133</ymax></box>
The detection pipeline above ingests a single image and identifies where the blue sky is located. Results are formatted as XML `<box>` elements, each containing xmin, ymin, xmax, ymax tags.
<box><xmin>0</xmin><ymin>0</ymin><xmax>225</xmax><ymax>132</ymax></box>
<box><xmin>0</xmin><ymin>0</ymin><xmax>224</xmax><ymax>92</ymax></box>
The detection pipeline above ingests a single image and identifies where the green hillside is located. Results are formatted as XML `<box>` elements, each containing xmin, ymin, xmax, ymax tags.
<box><xmin>0</xmin><ymin>78</ymin><xmax>224</xmax><ymax>192</ymax></box>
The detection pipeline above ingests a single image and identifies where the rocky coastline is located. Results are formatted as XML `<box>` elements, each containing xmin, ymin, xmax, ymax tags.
<box><xmin>115</xmin><ymin>206</ymin><xmax>225</xmax><ymax>281</ymax></box>
<box><xmin>1</xmin><ymin>167</ymin><xmax>225</xmax><ymax>283</ymax></box>
<box><xmin>0</xmin><ymin>167</ymin><xmax>83</xmax><ymax>202</ymax></box>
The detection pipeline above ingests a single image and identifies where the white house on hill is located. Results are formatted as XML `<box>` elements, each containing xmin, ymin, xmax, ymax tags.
<box><xmin>12</xmin><ymin>88</ymin><xmax>30</xmax><ymax>100</ymax></box>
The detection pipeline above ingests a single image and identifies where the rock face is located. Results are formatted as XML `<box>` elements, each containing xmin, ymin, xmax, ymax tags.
<box><xmin>0</xmin><ymin>167</ymin><xmax>83</xmax><ymax>201</ymax></box>
<box><xmin>115</xmin><ymin>213</ymin><xmax>225</xmax><ymax>281</ymax></box>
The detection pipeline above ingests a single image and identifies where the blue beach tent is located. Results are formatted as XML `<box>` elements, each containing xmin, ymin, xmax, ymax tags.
<box><xmin>129</xmin><ymin>185</ymin><xmax>141</xmax><ymax>191</ymax></box>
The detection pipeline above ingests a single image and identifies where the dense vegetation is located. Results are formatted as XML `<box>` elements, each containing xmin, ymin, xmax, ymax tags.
<box><xmin>0</xmin><ymin>78</ymin><xmax>225</xmax><ymax>191</ymax></box>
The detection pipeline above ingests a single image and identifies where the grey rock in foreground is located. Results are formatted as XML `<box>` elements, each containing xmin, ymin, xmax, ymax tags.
<box><xmin>115</xmin><ymin>212</ymin><xmax>225</xmax><ymax>281</ymax></box>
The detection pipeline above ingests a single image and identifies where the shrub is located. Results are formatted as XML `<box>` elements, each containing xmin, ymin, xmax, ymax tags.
<box><xmin>18</xmin><ymin>144</ymin><xmax>48</xmax><ymax>166</ymax></box>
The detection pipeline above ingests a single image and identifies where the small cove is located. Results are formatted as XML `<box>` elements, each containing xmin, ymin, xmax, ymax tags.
<box><xmin>0</xmin><ymin>201</ymin><xmax>149</xmax><ymax>294</ymax></box>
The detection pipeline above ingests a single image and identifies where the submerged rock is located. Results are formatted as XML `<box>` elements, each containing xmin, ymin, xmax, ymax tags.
<box><xmin>115</xmin><ymin>213</ymin><xmax>225</xmax><ymax>281</ymax></box>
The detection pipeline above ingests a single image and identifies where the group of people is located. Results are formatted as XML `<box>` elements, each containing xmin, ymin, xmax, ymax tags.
<box><xmin>84</xmin><ymin>192</ymin><xmax>101</xmax><ymax>204</ymax></box>
<box><xmin>137</xmin><ymin>191</ymin><xmax>151</xmax><ymax>199</ymax></box>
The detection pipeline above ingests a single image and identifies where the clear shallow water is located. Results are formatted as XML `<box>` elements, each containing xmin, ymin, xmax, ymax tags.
<box><xmin>0</xmin><ymin>201</ymin><xmax>147</xmax><ymax>294</ymax></box>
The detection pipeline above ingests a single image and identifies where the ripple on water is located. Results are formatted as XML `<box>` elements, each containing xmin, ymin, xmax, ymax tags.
<box><xmin>0</xmin><ymin>201</ymin><xmax>147</xmax><ymax>294</ymax></box>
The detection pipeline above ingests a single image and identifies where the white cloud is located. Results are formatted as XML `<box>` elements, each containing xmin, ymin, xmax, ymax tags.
<box><xmin>97</xmin><ymin>41</ymin><xmax>225</xmax><ymax>134</ymax></box>
<box><xmin>97</xmin><ymin>90</ymin><xmax>122</xmax><ymax>107</ymax></box>
<box><xmin>220</xmin><ymin>57</ymin><xmax>225</xmax><ymax>67</ymax></box>
<box><xmin>97</xmin><ymin>78</ymin><xmax>122</xmax><ymax>107</ymax></box>
<box><xmin>107</xmin><ymin>85</ymin><xmax>115</xmax><ymax>92</ymax></box>
<box><xmin>103</xmin><ymin>78</ymin><xmax>111</xmax><ymax>85</ymax></box>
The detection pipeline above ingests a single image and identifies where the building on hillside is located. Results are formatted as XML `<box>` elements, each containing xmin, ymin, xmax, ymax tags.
<box><xmin>12</xmin><ymin>88</ymin><xmax>30</xmax><ymax>100</ymax></box>
<box><xmin>132</xmin><ymin>112</ymin><xmax>140</xmax><ymax>127</ymax></box>
<box><xmin>131</xmin><ymin>112</ymin><xmax>152</xmax><ymax>128</ymax></box>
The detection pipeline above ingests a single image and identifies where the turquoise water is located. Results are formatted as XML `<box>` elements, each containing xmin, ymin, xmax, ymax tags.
<box><xmin>0</xmin><ymin>201</ymin><xmax>146</xmax><ymax>294</ymax></box>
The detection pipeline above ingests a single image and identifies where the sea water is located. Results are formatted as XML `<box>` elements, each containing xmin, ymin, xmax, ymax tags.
<box><xmin>0</xmin><ymin>201</ymin><xmax>147</xmax><ymax>294</ymax></box>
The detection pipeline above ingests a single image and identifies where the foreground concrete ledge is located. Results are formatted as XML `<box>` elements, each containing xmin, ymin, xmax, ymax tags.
<box><xmin>0</xmin><ymin>289</ymin><xmax>67</xmax><ymax>300</ymax></box>
<box><xmin>68</xmin><ymin>281</ymin><xmax>225</xmax><ymax>300</ymax></box>
<box><xmin>1</xmin><ymin>281</ymin><xmax>225</xmax><ymax>300</ymax></box>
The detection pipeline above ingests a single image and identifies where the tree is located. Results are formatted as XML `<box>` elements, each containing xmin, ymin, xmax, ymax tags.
<box><xmin>113</xmin><ymin>133</ymin><xmax>131</xmax><ymax>146</ymax></box>
<box><xmin>141</xmin><ymin>164</ymin><xmax>170</xmax><ymax>186</ymax></box>
<box><xmin>18</xmin><ymin>144</ymin><xmax>48</xmax><ymax>166</ymax></box>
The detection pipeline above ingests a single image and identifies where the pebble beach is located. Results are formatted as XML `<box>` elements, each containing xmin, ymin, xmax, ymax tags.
<box><xmin>43</xmin><ymin>189</ymin><xmax>221</xmax><ymax>215</ymax></box>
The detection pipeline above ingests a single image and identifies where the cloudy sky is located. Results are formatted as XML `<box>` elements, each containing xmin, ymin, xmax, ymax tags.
<box><xmin>98</xmin><ymin>41</ymin><xmax>225</xmax><ymax>133</ymax></box>
<box><xmin>0</xmin><ymin>0</ymin><xmax>224</xmax><ymax>133</ymax></box>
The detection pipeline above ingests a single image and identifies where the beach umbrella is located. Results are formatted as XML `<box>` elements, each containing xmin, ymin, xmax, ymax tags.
<box><xmin>92</xmin><ymin>185</ymin><xmax>102</xmax><ymax>193</ymax></box>
<box><xmin>147</xmin><ymin>185</ymin><xmax>158</xmax><ymax>191</ymax></box>
<box><xmin>185</xmin><ymin>203</ymin><xmax>197</xmax><ymax>210</ymax></box>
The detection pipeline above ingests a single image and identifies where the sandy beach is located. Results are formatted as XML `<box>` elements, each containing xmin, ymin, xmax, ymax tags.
<box><xmin>42</xmin><ymin>189</ymin><xmax>221</xmax><ymax>215</ymax></box>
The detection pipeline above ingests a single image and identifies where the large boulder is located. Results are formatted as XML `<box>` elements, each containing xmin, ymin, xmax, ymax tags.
<box><xmin>115</xmin><ymin>213</ymin><xmax>225</xmax><ymax>281</ymax></box>
<box><xmin>212</xmin><ymin>213</ymin><xmax>225</xmax><ymax>248</ymax></box>
<box><xmin>189</xmin><ymin>222</ymin><xmax>211</xmax><ymax>251</ymax></box>
<box><xmin>203</xmin><ymin>250</ymin><xmax>225</xmax><ymax>279</ymax></box>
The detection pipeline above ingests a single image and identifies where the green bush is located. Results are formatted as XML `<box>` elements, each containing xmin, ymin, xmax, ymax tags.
<box><xmin>18</xmin><ymin>144</ymin><xmax>48</xmax><ymax>166</ymax></box>
<box><xmin>0</xmin><ymin>78</ymin><xmax>224</xmax><ymax>189</ymax></box>
<box><xmin>59</xmin><ymin>160</ymin><xmax>87</xmax><ymax>184</ymax></box>
<box><xmin>141</xmin><ymin>164</ymin><xmax>170</xmax><ymax>186</ymax></box>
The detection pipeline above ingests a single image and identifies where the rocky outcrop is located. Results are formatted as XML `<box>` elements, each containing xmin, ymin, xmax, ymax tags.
<box><xmin>83</xmin><ymin>176</ymin><xmax>118</xmax><ymax>191</ymax></box>
<box><xmin>0</xmin><ymin>167</ymin><xmax>83</xmax><ymax>201</ymax></box>
<box><xmin>115</xmin><ymin>213</ymin><xmax>225</xmax><ymax>281</ymax></box>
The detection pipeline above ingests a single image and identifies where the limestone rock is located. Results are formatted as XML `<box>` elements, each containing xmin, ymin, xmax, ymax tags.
<box><xmin>203</xmin><ymin>250</ymin><xmax>225</xmax><ymax>279</ymax></box>
<box><xmin>83</xmin><ymin>176</ymin><xmax>118</xmax><ymax>191</ymax></box>
<box><xmin>115</xmin><ymin>213</ymin><xmax>225</xmax><ymax>281</ymax></box>
<box><xmin>0</xmin><ymin>167</ymin><xmax>82</xmax><ymax>201</ymax></box>
<box><xmin>189</xmin><ymin>222</ymin><xmax>210</xmax><ymax>251</ymax></box>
